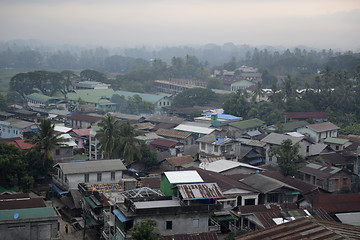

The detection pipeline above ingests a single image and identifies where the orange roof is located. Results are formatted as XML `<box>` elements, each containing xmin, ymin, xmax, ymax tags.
<box><xmin>72</xmin><ymin>129</ymin><xmax>90</xmax><ymax>136</ymax></box>
<box><xmin>8</xmin><ymin>139</ymin><xmax>34</xmax><ymax>149</ymax></box>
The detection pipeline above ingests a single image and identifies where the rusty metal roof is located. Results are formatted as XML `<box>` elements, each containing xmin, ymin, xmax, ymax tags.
<box><xmin>177</xmin><ymin>183</ymin><xmax>223</xmax><ymax>200</ymax></box>
<box><xmin>236</xmin><ymin>217</ymin><xmax>360</xmax><ymax>240</ymax></box>
<box><xmin>163</xmin><ymin>232</ymin><xmax>219</xmax><ymax>240</ymax></box>
<box><xmin>156</xmin><ymin>128</ymin><xmax>192</xmax><ymax>139</ymax></box>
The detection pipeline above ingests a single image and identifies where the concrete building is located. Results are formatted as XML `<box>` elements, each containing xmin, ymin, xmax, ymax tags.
<box><xmin>0</xmin><ymin>118</ymin><xmax>37</xmax><ymax>139</ymax></box>
<box><xmin>52</xmin><ymin>159</ymin><xmax>127</xmax><ymax>190</ymax></box>
<box><xmin>297</xmin><ymin>122</ymin><xmax>340</xmax><ymax>143</ymax></box>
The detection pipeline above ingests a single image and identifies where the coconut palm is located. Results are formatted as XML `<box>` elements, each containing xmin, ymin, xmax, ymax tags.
<box><xmin>95</xmin><ymin>113</ymin><xmax>121</xmax><ymax>159</ymax></box>
<box><xmin>117</xmin><ymin>121</ymin><xmax>141</xmax><ymax>164</ymax></box>
<box><xmin>30</xmin><ymin>119</ymin><xmax>68</xmax><ymax>169</ymax></box>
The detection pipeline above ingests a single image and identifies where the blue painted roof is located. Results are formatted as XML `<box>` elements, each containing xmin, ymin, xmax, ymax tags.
<box><xmin>49</xmin><ymin>184</ymin><xmax>68</xmax><ymax>195</ymax></box>
<box><xmin>202</xmin><ymin>113</ymin><xmax>240</xmax><ymax>120</ymax></box>
<box><xmin>113</xmin><ymin>209</ymin><xmax>132</xmax><ymax>222</ymax></box>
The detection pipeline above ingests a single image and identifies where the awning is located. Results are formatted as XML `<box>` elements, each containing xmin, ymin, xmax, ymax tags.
<box><xmin>113</xmin><ymin>209</ymin><xmax>132</xmax><ymax>222</ymax></box>
<box><xmin>49</xmin><ymin>184</ymin><xmax>69</xmax><ymax>195</ymax></box>
<box><xmin>84</xmin><ymin>196</ymin><xmax>102</xmax><ymax>209</ymax></box>
<box><xmin>285</xmin><ymin>191</ymin><xmax>300</xmax><ymax>195</ymax></box>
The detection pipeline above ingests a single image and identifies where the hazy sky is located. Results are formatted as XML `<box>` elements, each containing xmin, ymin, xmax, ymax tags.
<box><xmin>1</xmin><ymin>0</ymin><xmax>359</xmax><ymax>50</ymax></box>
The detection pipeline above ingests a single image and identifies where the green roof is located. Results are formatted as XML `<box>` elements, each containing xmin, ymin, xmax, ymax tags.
<box><xmin>26</xmin><ymin>93</ymin><xmax>60</xmax><ymax>103</ymax></box>
<box><xmin>324</xmin><ymin>137</ymin><xmax>349</xmax><ymax>145</ymax></box>
<box><xmin>229</xmin><ymin>118</ymin><xmax>265</xmax><ymax>130</ymax></box>
<box><xmin>84</xmin><ymin>197</ymin><xmax>102</xmax><ymax>209</ymax></box>
<box><xmin>66</xmin><ymin>89</ymin><xmax>115</xmax><ymax>105</ymax></box>
<box><xmin>283</xmin><ymin>121</ymin><xmax>309</xmax><ymax>132</ymax></box>
<box><xmin>113</xmin><ymin>90</ymin><xmax>168</xmax><ymax>104</ymax></box>
<box><xmin>0</xmin><ymin>207</ymin><xmax>56</xmax><ymax>221</ymax></box>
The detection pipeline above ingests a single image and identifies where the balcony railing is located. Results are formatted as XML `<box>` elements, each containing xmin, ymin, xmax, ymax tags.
<box><xmin>52</xmin><ymin>175</ymin><xmax>69</xmax><ymax>191</ymax></box>
<box><xmin>208</xmin><ymin>218</ymin><xmax>221</xmax><ymax>232</ymax></box>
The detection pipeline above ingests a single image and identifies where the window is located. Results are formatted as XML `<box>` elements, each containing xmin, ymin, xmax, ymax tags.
<box><xmin>245</xmin><ymin>199</ymin><xmax>255</xmax><ymax>205</ymax></box>
<box><xmin>343</xmin><ymin>177</ymin><xmax>348</xmax><ymax>185</ymax></box>
<box><xmin>193</xmin><ymin>219</ymin><xmax>199</xmax><ymax>228</ymax></box>
<box><xmin>159</xmin><ymin>102</ymin><xmax>162</xmax><ymax>106</ymax></box>
<box><xmin>214</xmin><ymin>145</ymin><xmax>219</xmax><ymax>152</ymax></box>
<box><xmin>84</xmin><ymin>174</ymin><xmax>89</xmax><ymax>183</ymax></box>
<box><xmin>201</xmin><ymin>143</ymin><xmax>205</xmax><ymax>150</ymax></box>
<box><xmin>166</xmin><ymin>221</ymin><xmax>172</xmax><ymax>230</ymax></box>
<box><xmin>97</xmin><ymin>173</ymin><xmax>102</xmax><ymax>182</ymax></box>
<box><xmin>336</xmin><ymin>145</ymin><xmax>339</xmax><ymax>151</ymax></box>
<box><xmin>306</xmin><ymin>146</ymin><xmax>309</xmax><ymax>153</ymax></box>
<box><xmin>267</xmin><ymin>193</ymin><xmax>278</xmax><ymax>203</ymax></box>
<box><xmin>111</xmin><ymin>172</ymin><xmax>115</xmax><ymax>181</ymax></box>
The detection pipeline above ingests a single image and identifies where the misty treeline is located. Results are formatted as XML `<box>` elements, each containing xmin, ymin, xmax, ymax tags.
<box><xmin>1</xmin><ymin>41</ymin><xmax>359</xmax><ymax>77</ymax></box>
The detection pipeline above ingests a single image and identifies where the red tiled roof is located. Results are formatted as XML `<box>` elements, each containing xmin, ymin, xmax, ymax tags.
<box><xmin>72</xmin><ymin>129</ymin><xmax>90</xmax><ymax>136</ymax></box>
<box><xmin>284</xmin><ymin>112</ymin><xmax>329</xmax><ymax>119</ymax></box>
<box><xmin>156</xmin><ymin>128</ymin><xmax>192</xmax><ymax>139</ymax></box>
<box><xmin>150</xmin><ymin>138</ymin><xmax>178</xmax><ymax>149</ymax></box>
<box><xmin>306</xmin><ymin>122</ymin><xmax>340</xmax><ymax>132</ymax></box>
<box><xmin>68</xmin><ymin>113</ymin><xmax>102</xmax><ymax>123</ymax></box>
<box><xmin>163</xmin><ymin>232</ymin><xmax>218</xmax><ymax>240</ymax></box>
<box><xmin>7</xmin><ymin>139</ymin><xmax>34</xmax><ymax>149</ymax></box>
<box><xmin>165</xmin><ymin>155</ymin><xmax>194</xmax><ymax>167</ymax></box>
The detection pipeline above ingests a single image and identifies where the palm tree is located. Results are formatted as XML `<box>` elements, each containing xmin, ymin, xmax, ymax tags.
<box><xmin>30</xmin><ymin>119</ymin><xmax>67</xmax><ymax>169</ymax></box>
<box><xmin>117</xmin><ymin>121</ymin><xmax>141</xmax><ymax>164</ymax></box>
<box><xmin>95</xmin><ymin>113</ymin><xmax>121</xmax><ymax>159</ymax></box>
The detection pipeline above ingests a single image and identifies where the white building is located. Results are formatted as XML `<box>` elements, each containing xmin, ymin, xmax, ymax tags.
<box><xmin>52</xmin><ymin>159</ymin><xmax>127</xmax><ymax>190</ymax></box>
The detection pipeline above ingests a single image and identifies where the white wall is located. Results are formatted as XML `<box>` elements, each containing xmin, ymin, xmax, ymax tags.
<box><xmin>65</xmin><ymin>170</ymin><xmax>123</xmax><ymax>190</ymax></box>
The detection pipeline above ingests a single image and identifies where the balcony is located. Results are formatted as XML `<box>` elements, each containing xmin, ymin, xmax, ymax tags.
<box><xmin>208</xmin><ymin>218</ymin><xmax>221</xmax><ymax>232</ymax></box>
<box><xmin>52</xmin><ymin>175</ymin><xmax>69</xmax><ymax>191</ymax></box>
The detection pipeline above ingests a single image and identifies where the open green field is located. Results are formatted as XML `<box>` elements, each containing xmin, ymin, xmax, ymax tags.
<box><xmin>0</xmin><ymin>69</ymin><xmax>30</xmax><ymax>95</ymax></box>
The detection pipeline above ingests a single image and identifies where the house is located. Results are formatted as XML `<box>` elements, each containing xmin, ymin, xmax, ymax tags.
<box><xmin>200</xmin><ymin>159</ymin><xmax>263</xmax><ymax>175</ymax></box>
<box><xmin>106</xmin><ymin>187</ymin><xmax>221</xmax><ymax>239</ymax></box>
<box><xmin>0</xmin><ymin>194</ymin><xmax>59</xmax><ymax>240</ymax></box>
<box><xmin>308</xmin><ymin>152</ymin><xmax>352</xmax><ymax>170</ymax></box>
<box><xmin>298</xmin><ymin>162</ymin><xmax>353</xmax><ymax>192</ymax></box>
<box><xmin>69</xmin><ymin>128</ymin><xmax>90</xmax><ymax>150</ymax></box>
<box><xmin>230</xmin><ymin>80</ymin><xmax>255</xmax><ymax>92</ymax></box>
<box><xmin>197</xmin><ymin>133</ymin><xmax>240</xmax><ymax>160</ymax></box>
<box><xmin>324</xmin><ymin>137</ymin><xmax>351</xmax><ymax>152</ymax></box>
<box><xmin>153</xmin><ymin>78</ymin><xmax>207</xmax><ymax>94</ymax></box>
<box><xmin>238</xmin><ymin>145</ymin><xmax>264</xmax><ymax>166</ymax></box>
<box><xmin>194</xmin><ymin>112</ymin><xmax>241</xmax><ymax>127</ymax></box>
<box><xmin>174</xmin><ymin>122</ymin><xmax>215</xmax><ymax>138</ymax></box>
<box><xmin>159</xmin><ymin>155</ymin><xmax>195</xmax><ymax>171</ymax></box>
<box><xmin>146</xmin><ymin>115</ymin><xmax>185</xmax><ymax>125</ymax></box>
<box><xmin>160</xmin><ymin>170</ymin><xmax>204</xmax><ymax>196</ymax></box>
<box><xmin>224</xmin><ymin>118</ymin><xmax>265</xmax><ymax>138</ymax></box>
<box><xmin>51</xmin><ymin>133</ymin><xmax>77</xmax><ymax>163</ymax></box>
<box><xmin>66</xmin><ymin>89</ymin><xmax>116</xmax><ymax>111</ymax></box>
<box><xmin>25</xmin><ymin>92</ymin><xmax>63</xmax><ymax>109</ymax></box>
<box><xmin>239</xmin><ymin>174</ymin><xmax>301</xmax><ymax>204</ymax></box>
<box><xmin>260</xmin><ymin>132</ymin><xmax>327</xmax><ymax>165</ymax></box>
<box><xmin>6</xmin><ymin>139</ymin><xmax>34</xmax><ymax>149</ymax></box>
<box><xmin>193</xmin><ymin>168</ymin><xmax>260</xmax><ymax>209</ymax></box>
<box><xmin>112</xmin><ymin>90</ymin><xmax>173</xmax><ymax>114</ymax></box>
<box><xmin>0</xmin><ymin>118</ymin><xmax>37</xmax><ymax>139</ymax></box>
<box><xmin>230</xmin><ymin>203</ymin><xmax>331</xmax><ymax>231</ymax></box>
<box><xmin>68</xmin><ymin>113</ymin><xmax>103</xmax><ymax>129</ymax></box>
<box><xmin>52</xmin><ymin>159</ymin><xmax>127</xmax><ymax>191</ymax></box>
<box><xmin>149</xmin><ymin>138</ymin><xmax>179</xmax><ymax>155</ymax></box>
<box><xmin>0</xmin><ymin>111</ymin><xmax>14</xmax><ymax>121</ymax></box>
<box><xmin>235</xmin><ymin>217</ymin><xmax>360</xmax><ymax>240</ymax></box>
<box><xmin>155</xmin><ymin>128</ymin><xmax>195</xmax><ymax>145</ymax></box>
<box><xmin>282</xmin><ymin>120</ymin><xmax>309</xmax><ymax>132</ymax></box>
<box><xmin>135</xmin><ymin>132</ymin><xmax>161</xmax><ymax>145</ymax></box>
<box><xmin>297</xmin><ymin>122</ymin><xmax>340</xmax><ymax>143</ymax></box>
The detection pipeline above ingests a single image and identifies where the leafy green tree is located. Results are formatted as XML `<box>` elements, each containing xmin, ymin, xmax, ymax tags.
<box><xmin>0</xmin><ymin>143</ymin><xmax>34</xmax><ymax>192</ymax></box>
<box><xmin>9</xmin><ymin>72</ymin><xmax>36</xmax><ymax>100</ymax></box>
<box><xmin>96</xmin><ymin>114</ymin><xmax>122</xmax><ymax>159</ymax></box>
<box><xmin>137</xmin><ymin>143</ymin><xmax>157</xmax><ymax>171</ymax></box>
<box><xmin>129</xmin><ymin>219</ymin><xmax>162</xmax><ymax>240</ymax></box>
<box><xmin>207</xmin><ymin>78</ymin><xmax>224</xmax><ymax>90</ymax></box>
<box><xmin>0</xmin><ymin>92</ymin><xmax>7</xmax><ymax>111</ymax></box>
<box><xmin>223</xmin><ymin>90</ymin><xmax>251</xmax><ymax>118</ymax></box>
<box><xmin>29</xmin><ymin>119</ymin><xmax>67</xmax><ymax>171</ymax></box>
<box><xmin>173</xmin><ymin>88</ymin><xmax>217</xmax><ymax>108</ymax></box>
<box><xmin>80</xmin><ymin>69</ymin><xmax>107</xmax><ymax>82</ymax></box>
<box><xmin>269</xmin><ymin>139</ymin><xmax>303</xmax><ymax>177</ymax></box>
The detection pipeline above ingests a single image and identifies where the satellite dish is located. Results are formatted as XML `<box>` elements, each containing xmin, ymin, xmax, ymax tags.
<box><xmin>14</xmin><ymin>213</ymin><xmax>19</xmax><ymax>219</ymax></box>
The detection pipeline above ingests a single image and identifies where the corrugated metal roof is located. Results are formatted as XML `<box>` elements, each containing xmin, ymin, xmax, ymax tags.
<box><xmin>240</xmin><ymin>174</ymin><xmax>299</xmax><ymax>194</ymax></box>
<box><xmin>261</xmin><ymin>133</ymin><xmax>303</xmax><ymax>146</ymax></box>
<box><xmin>57</xmin><ymin>159</ymin><xmax>126</xmax><ymax>174</ymax></box>
<box><xmin>324</xmin><ymin>137</ymin><xmax>349</xmax><ymax>145</ymax></box>
<box><xmin>307</xmin><ymin>122</ymin><xmax>340</xmax><ymax>132</ymax></box>
<box><xmin>156</xmin><ymin>128</ymin><xmax>192</xmax><ymax>139</ymax></box>
<box><xmin>200</xmin><ymin>159</ymin><xmax>263</xmax><ymax>173</ymax></box>
<box><xmin>177</xmin><ymin>183</ymin><xmax>223</xmax><ymax>200</ymax></box>
<box><xmin>174</xmin><ymin>124</ymin><xmax>215</xmax><ymax>135</ymax></box>
<box><xmin>0</xmin><ymin>207</ymin><xmax>56</xmax><ymax>221</ymax></box>
<box><xmin>165</xmin><ymin>155</ymin><xmax>194</xmax><ymax>167</ymax></box>
<box><xmin>236</xmin><ymin>217</ymin><xmax>360</xmax><ymax>240</ymax></box>
<box><xmin>164</xmin><ymin>170</ymin><xmax>204</xmax><ymax>184</ymax></box>
<box><xmin>229</xmin><ymin>118</ymin><xmax>265</xmax><ymax>130</ymax></box>
<box><xmin>163</xmin><ymin>232</ymin><xmax>219</xmax><ymax>240</ymax></box>
<box><xmin>112</xmin><ymin>90</ymin><xmax>167</xmax><ymax>104</ymax></box>
<box><xmin>299</xmin><ymin>162</ymin><xmax>342</xmax><ymax>179</ymax></box>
